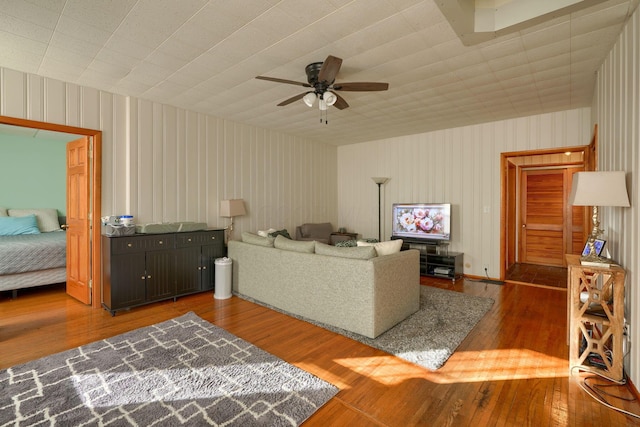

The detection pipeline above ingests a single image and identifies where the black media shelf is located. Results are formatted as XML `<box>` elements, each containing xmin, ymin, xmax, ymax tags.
<box><xmin>391</xmin><ymin>236</ymin><xmax>464</xmax><ymax>282</ymax></box>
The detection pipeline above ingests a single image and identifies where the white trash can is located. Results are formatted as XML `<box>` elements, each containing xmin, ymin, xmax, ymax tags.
<box><xmin>214</xmin><ymin>257</ymin><xmax>233</xmax><ymax>299</ymax></box>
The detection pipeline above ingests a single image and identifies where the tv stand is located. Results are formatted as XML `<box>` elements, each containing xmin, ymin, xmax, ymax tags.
<box><xmin>392</xmin><ymin>237</ymin><xmax>463</xmax><ymax>282</ymax></box>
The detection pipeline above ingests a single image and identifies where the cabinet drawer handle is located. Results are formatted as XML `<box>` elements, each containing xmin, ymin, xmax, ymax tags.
<box><xmin>158</xmin><ymin>240</ymin><xmax>163</xmax><ymax>245</ymax></box>
<box><xmin>127</xmin><ymin>243</ymin><xmax>132</xmax><ymax>247</ymax></box>
<box><xmin>147</xmin><ymin>275</ymin><xmax>152</xmax><ymax>279</ymax></box>
<box><xmin>198</xmin><ymin>267</ymin><xmax>202</xmax><ymax>271</ymax></box>
<box><xmin>188</xmin><ymin>238</ymin><xmax>192</xmax><ymax>242</ymax></box>
<box><xmin>202</xmin><ymin>266</ymin><xmax>207</xmax><ymax>270</ymax></box>
<box><xmin>141</xmin><ymin>275</ymin><xmax>145</xmax><ymax>280</ymax></box>
<box><xmin>211</xmin><ymin>236</ymin><xmax>215</xmax><ymax>240</ymax></box>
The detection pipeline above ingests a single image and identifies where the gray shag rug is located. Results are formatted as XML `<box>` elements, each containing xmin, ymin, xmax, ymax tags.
<box><xmin>0</xmin><ymin>312</ymin><xmax>338</xmax><ymax>426</ymax></box>
<box><xmin>240</xmin><ymin>286</ymin><xmax>494</xmax><ymax>371</ymax></box>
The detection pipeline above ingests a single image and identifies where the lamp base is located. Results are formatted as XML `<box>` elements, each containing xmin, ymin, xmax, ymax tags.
<box><xmin>580</xmin><ymin>253</ymin><xmax>614</xmax><ymax>268</ymax></box>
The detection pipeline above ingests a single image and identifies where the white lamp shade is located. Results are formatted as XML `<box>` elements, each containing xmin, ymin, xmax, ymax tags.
<box><xmin>569</xmin><ymin>171</ymin><xmax>630</xmax><ymax>207</ymax></box>
<box><xmin>324</xmin><ymin>91</ymin><xmax>337</xmax><ymax>106</ymax></box>
<box><xmin>372</xmin><ymin>177</ymin><xmax>389</xmax><ymax>185</ymax></box>
<box><xmin>220</xmin><ymin>199</ymin><xmax>247</xmax><ymax>217</ymax></box>
<box><xmin>303</xmin><ymin>92</ymin><xmax>316</xmax><ymax>107</ymax></box>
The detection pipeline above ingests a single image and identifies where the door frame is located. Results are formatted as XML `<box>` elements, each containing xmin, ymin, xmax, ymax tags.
<box><xmin>0</xmin><ymin>115</ymin><xmax>102</xmax><ymax>308</ymax></box>
<box><xmin>500</xmin><ymin>144</ymin><xmax>594</xmax><ymax>279</ymax></box>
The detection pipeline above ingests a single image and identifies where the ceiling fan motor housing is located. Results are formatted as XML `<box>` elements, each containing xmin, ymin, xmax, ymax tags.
<box><xmin>305</xmin><ymin>62</ymin><xmax>332</xmax><ymax>93</ymax></box>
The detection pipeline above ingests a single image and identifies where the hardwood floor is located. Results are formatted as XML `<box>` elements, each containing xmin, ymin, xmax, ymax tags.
<box><xmin>505</xmin><ymin>262</ymin><xmax>568</xmax><ymax>289</ymax></box>
<box><xmin>2</xmin><ymin>277</ymin><xmax>639</xmax><ymax>426</ymax></box>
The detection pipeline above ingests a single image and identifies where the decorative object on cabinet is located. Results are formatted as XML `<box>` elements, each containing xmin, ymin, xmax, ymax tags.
<box><xmin>568</xmin><ymin>171</ymin><xmax>630</xmax><ymax>266</ymax></box>
<box><xmin>371</xmin><ymin>177</ymin><xmax>390</xmax><ymax>241</ymax></box>
<box><xmin>101</xmin><ymin>229</ymin><xmax>225</xmax><ymax>316</ymax></box>
<box><xmin>220</xmin><ymin>199</ymin><xmax>246</xmax><ymax>241</ymax></box>
<box><xmin>567</xmin><ymin>254</ymin><xmax>625</xmax><ymax>382</ymax></box>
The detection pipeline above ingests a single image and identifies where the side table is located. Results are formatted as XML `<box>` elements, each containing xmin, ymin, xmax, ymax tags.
<box><xmin>330</xmin><ymin>232</ymin><xmax>358</xmax><ymax>245</ymax></box>
<box><xmin>566</xmin><ymin>254</ymin><xmax>625</xmax><ymax>381</ymax></box>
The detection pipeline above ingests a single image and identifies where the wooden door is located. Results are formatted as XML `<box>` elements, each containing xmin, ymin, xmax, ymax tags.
<box><xmin>520</xmin><ymin>169</ymin><xmax>566</xmax><ymax>266</ymax></box>
<box><xmin>66</xmin><ymin>137</ymin><xmax>92</xmax><ymax>304</ymax></box>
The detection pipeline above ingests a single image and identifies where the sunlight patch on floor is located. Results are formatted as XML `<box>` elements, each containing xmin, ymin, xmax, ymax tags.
<box><xmin>324</xmin><ymin>348</ymin><xmax>568</xmax><ymax>386</ymax></box>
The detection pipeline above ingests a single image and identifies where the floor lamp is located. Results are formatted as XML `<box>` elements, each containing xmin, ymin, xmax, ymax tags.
<box><xmin>372</xmin><ymin>177</ymin><xmax>389</xmax><ymax>241</ymax></box>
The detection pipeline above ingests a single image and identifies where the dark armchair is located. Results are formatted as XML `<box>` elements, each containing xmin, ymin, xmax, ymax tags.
<box><xmin>295</xmin><ymin>222</ymin><xmax>333</xmax><ymax>244</ymax></box>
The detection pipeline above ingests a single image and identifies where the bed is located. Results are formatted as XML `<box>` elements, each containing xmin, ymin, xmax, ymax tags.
<box><xmin>0</xmin><ymin>208</ymin><xmax>66</xmax><ymax>298</ymax></box>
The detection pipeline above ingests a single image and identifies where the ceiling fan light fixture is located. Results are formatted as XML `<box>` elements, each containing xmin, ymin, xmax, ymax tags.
<box><xmin>324</xmin><ymin>91</ymin><xmax>337</xmax><ymax>106</ymax></box>
<box><xmin>303</xmin><ymin>92</ymin><xmax>316</xmax><ymax>107</ymax></box>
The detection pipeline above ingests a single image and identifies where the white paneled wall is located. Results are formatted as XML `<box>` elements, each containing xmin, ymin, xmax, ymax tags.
<box><xmin>594</xmin><ymin>5</ymin><xmax>640</xmax><ymax>387</ymax></box>
<box><xmin>337</xmin><ymin>108</ymin><xmax>591</xmax><ymax>277</ymax></box>
<box><xmin>0</xmin><ymin>66</ymin><xmax>338</xmax><ymax>237</ymax></box>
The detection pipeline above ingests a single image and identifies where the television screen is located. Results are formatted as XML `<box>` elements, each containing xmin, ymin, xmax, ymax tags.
<box><xmin>391</xmin><ymin>203</ymin><xmax>451</xmax><ymax>241</ymax></box>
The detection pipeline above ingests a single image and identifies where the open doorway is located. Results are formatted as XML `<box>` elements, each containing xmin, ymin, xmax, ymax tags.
<box><xmin>0</xmin><ymin>115</ymin><xmax>102</xmax><ymax>308</ymax></box>
<box><xmin>500</xmin><ymin>128</ymin><xmax>597</xmax><ymax>287</ymax></box>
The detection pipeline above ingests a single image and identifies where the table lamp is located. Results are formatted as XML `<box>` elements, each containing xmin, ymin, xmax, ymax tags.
<box><xmin>220</xmin><ymin>199</ymin><xmax>246</xmax><ymax>241</ymax></box>
<box><xmin>568</xmin><ymin>171</ymin><xmax>629</xmax><ymax>264</ymax></box>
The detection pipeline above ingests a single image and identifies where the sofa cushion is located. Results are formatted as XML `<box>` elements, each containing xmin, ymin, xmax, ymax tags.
<box><xmin>242</xmin><ymin>231</ymin><xmax>275</xmax><ymax>247</ymax></box>
<box><xmin>274</xmin><ymin>235</ymin><xmax>315</xmax><ymax>253</ymax></box>
<box><xmin>316</xmin><ymin>242</ymin><xmax>377</xmax><ymax>260</ymax></box>
<box><xmin>357</xmin><ymin>239</ymin><xmax>403</xmax><ymax>256</ymax></box>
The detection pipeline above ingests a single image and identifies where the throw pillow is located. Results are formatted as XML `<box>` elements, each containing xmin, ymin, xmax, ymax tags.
<box><xmin>0</xmin><ymin>207</ymin><xmax>7</xmax><ymax>217</ymax></box>
<box><xmin>0</xmin><ymin>214</ymin><xmax>41</xmax><ymax>235</ymax></box>
<box><xmin>241</xmin><ymin>231</ymin><xmax>275</xmax><ymax>247</ymax></box>
<box><xmin>257</xmin><ymin>228</ymin><xmax>276</xmax><ymax>237</ymax></box>
<box><xmin>315</xmin><ymin>242</ymin><xmax>377</xmax><ymax>260</ymax></box>
<box><xmin>274</xmin><ymin>235</ymin><xmax>315</xmax><ymax>253</ymax></box>
<box><xmin>373</xmin><ymin>239</ymin><xmax>403</xmax><ymax>256</ymax></box>
<box><xmin>8</xmin><ymin>208</ymin><xmax>60</xmax><ymax>232</ymax></box>
<box><xmin>268</xmin><ymin>229</ymin><xmax>291</xmax><ymax>239</ymax></box>
<box><xmin>335</xmin><ymin>239</ymin><xmax>357</xmax><ymax>247</ymax></box>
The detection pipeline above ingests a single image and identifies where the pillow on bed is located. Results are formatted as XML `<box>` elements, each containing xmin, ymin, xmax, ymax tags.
<box><xmin>0</xmin><ymin>207</ymin><xmax>7</xmax><ymax>217</ymax></box>
<box><xmin>0</xmin><ymin>214</ymin><xmax>41</xmax><ymax>235</ymax></box>
<box><xmin>8</xmin><ymin>208</ymin><xmax>60</xmax><ymax>232</ymax></box>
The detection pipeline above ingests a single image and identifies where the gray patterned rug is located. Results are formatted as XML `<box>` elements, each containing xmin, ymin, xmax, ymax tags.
<box><xmin>0</xmin><ymin>312</ymin><xmax>338</xmax><ymax>426</ymax></box>
<box><xmin>240</xmin><ymin>286</ymin><xmax>494</xmax><ymax>371</ymax></box>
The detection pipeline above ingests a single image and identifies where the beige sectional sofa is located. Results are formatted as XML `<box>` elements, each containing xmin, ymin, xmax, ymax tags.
<box><xmin>228</xmin><ymin>234</ymin><xmax>420</xmax><ymax>338</ymax></box>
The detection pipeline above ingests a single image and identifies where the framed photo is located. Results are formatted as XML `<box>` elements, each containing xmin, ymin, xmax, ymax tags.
<box><xmin>582</xmin><ymin>239</ymin><xmax>606</xmax><ymax>256</ymax></box>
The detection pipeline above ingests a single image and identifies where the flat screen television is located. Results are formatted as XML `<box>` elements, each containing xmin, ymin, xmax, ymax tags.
<box><xmin>391</xmin><ymin>203</ymin><xmax>451</xmax><ymax>242</ymax></box>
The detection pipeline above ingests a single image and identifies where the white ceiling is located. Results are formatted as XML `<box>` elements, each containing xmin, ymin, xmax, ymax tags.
<box><xmin>0</xmin><ymin>0</ymin><xmax>637</xmax><ymax>145</ymax></box>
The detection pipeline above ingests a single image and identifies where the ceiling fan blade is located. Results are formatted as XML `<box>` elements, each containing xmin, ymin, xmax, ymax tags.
<box><xmin>333</xmin><ymin>93</ymin><xmax>349</xmax><ymax>110</ymax></box>
<box><xmin>317</xmin><ymin>55</ymin><xmax>342</xmax><ymax>84</ymax></box>
<box><xmin>333</xmin><ymin>82</ymin><xmax>389</xmax><ymax>91</ymax></box>
<box><xmin>256</xmin><ymin>76</ymin><xmax>311</xmax><ymax>87</ymax></box>
<box><xmin>277</xmin><ymin>92</ymin><xmax>308</xmax><ymax>106</ymax></box>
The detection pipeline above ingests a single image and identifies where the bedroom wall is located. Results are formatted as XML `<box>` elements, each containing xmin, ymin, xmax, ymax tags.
<box><xmin>0</xmin><ymin>67</ymin><xmax>337</xmax><ymax>238</ymax></box>
<box><xmin>336</xmin><ymin>107</ymin><xmax>592</xmax><ymax>278</ymax></box>
<box><xmin>593</xmin><ymin>3</ymin><xmax>640</xmax><ymax>387</ymax></box>
<box><xmin>0</xmin><ymin>133</ymin><xmax>67</xmax><ymax>215</ymax></box>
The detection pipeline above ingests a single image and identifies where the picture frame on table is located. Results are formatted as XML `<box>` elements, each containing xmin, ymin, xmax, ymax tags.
<box><xmin>582</xmin><ymin>239</ymin><xmax>606</xmax><ymax>256</ymax></box>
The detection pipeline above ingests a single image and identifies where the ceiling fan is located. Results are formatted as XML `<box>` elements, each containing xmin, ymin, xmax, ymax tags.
<box><xmin>255</xmin><ymin>55</ymin><xmax>389</xmax><ymax>110</ymax></box>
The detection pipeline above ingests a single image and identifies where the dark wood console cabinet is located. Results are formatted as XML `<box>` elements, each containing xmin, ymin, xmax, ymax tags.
<box><xmin>101</xmin><ymin>229</ymin><xmax>225</xmax><ymax>315</ymax></box>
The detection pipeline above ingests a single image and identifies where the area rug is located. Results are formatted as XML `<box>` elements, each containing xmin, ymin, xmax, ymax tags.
<box><xmin>240</xmin><ymin>286</ymin><xmax>494</xmax><ymax>371</ymax></box>
<box><xmin>0</xmin><ymin>312</ymin><xmax>338</xmax><ymax>426</ymax></box>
